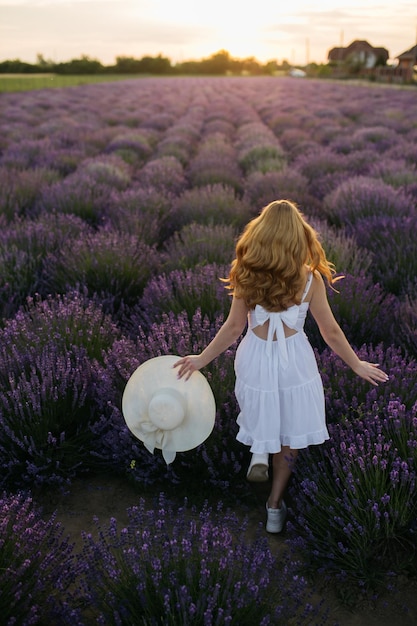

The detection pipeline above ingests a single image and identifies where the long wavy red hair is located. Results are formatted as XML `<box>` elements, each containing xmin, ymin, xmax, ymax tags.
<box><xmin>225</xmin><ymin>199</ymin><xmax>336</xmax><ymax>310</ymax></box>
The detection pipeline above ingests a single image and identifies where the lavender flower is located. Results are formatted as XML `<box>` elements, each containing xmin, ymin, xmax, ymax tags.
<box><xmin>350</xmin><ymin>125</ymin><xmax>400</xmax><ymax>153</ymax></box>
<box><xmin>136</xmin><ymin>156</ymin><xmax>186</xmax><ymax>196</ymax></box>
<box><xmin>79</xmin><ymin>154</ymin><xmax>132</xmax><ymax>189</ymax></box>
<box><xmin>173</xmin><ymin>183</ymin><xmax>251</xmax><ymax>230</ymax></box>
<box><xmin>188</xmin><ymin>133</ymin><xmax>243</xmax><ymax>192</ymax></box>
<box><xmin>348</xmin><ymin>215</ymin><xmax>417</xmax><ymax>297</ymax></box>
<box><xmin>243</xmin><ymin>169</ymin><xmax>311</xmax><ymax>213</ymax></box>
<box><xmin>38</xmin><ymin>170</ymin><xmax>114</xmax><ymax>226</ymax></box>
<box><xmin>0</xmin><ymin>136</ymin><xmax>84</xmax><ymax>175</ymax></box>
<box><xmin>309</xmin><ymin>218</ymin><xmax>373</xmax><ymax>275</ymax></box>
<box><xmin>0</xmin><ymin>342</ymin><xmax>104</xmax><ymax>489</ymax></box>
<box><xmin>106</xmin><ymin>130</ymin><xmax>154</xmax><ymax>162</ymax></box>
<box><xmin>368</xmin><ymin>157</ymin><xmax>417</xmax><ymax>193</ymax></box>
<box><xmin>41</xmin><ymin>226</ymin><xmax>160</xmax><ymax>316</ymax></box>
<box><xmin>323</xmin><ymin>176</ymin><xmax>412</xmax><ymax>227</ymax></box>
<box><xmin>317</xmin><ymin>343</ymin><xmax>417</xmax><ymax>423</ymax></box>
<box><xmin>0</xmin><ymin>492</ymin><xmax>82</xmax><ymax>625</ymax></box>
<box><xmin>396</xmin><ymin>296</ymin><xmax>417</xmax><ymax>358</ymax></box>
<box><xmin>105</xmin><ymin>185</ymin><xmax>175</xmax><ymax>246</ymax></box>
<box><xmin>0</xmin><ymin>288</ymin><xmax>119</xmax><ymax>366</ymax></box>
<box><xmin>161</xmin><ymin>222</ymin><xmax>236</xmax><ymax>272</ymax></box>
<box><xmin>0</xmin><ymin>165</ymin><xmax>59</xmax><ymax>221</ymax></box>
<box><xmin>136</xmin><ymin>263</ymin><xmax>231</xmax><ymax>328</ymax></box>
<box><xmin>305</xmin><ymin>273</ymin><xmax>398</xmax><ymax>351</ymax></box>
<box><xmin>236</xmin><ymin>121</ymin><xmax>286</xmax><ymax>174</ymax></box>
<box><xmin>288</xmin><ymin>400</ymin><xmax>417</xmax><ymax>596</ymax></box>
<box><xmin>1</xmin><ymin>216</ymin><xmax>94</xmax><ymax>321</ymax></box>
<box><xmin>293</xmin><ymin>147</ymin><xmax>350</xmax><ymax>200</ymax></box>
<box><xmin>78</xmin><ymin>495</ymin><xmax>327</xmax><ymax>624</ymax></box>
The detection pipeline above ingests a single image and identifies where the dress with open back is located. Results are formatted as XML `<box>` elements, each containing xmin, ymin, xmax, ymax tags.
<box><xmin>234</xmin><ymin>271</ymin><xmax>329</xmax><ymax>453</ymax></box>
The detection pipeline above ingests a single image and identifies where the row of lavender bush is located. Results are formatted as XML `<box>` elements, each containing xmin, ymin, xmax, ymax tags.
<box><xmin>1</xmin><ymin>76</ymin><xmax>417</xmax><ymax>622</ymax></box>
<box><xmin>1</xmin><ymin>491</ymin><xmax>329</xmax><ymax>625</ymax></box>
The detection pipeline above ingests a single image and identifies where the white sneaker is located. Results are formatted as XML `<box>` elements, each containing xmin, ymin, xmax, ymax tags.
<box><xmin>266</xmin><ymin>501</ymin><xmax>287</xmax><ymax>533</ymax></box>
<box><xmin>246</xmin><ymin>453</ymin><xmax>269</xmax><ymax>482</ymax></box>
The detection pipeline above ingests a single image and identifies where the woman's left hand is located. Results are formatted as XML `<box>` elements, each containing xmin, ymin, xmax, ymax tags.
<box><xmin>353</xmin><ymin>361</ymin><xmax>389</xmax><ymax>386</ymax></box>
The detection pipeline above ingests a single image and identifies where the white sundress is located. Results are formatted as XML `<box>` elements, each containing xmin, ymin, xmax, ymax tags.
<box><xmin>234</xmin><ymin>272</ymin><xmax>329</xmax><ymax>454</ymax></box>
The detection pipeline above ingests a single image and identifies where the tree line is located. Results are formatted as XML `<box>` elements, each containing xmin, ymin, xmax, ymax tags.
<box><xmin>0</xmin><ymin>50</ymin><xmax>314</xmax><ymax>76</ymax></box>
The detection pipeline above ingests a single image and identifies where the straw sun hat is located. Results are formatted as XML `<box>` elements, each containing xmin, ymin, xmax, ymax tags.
<box><xmin>122</xmin><ymin>355</ymin><xmax>216</xmax><ymax>464</ymax></box>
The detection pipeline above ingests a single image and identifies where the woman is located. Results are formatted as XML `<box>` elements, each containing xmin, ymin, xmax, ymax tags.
<box><xmin>175</xmin><ymin>200</ymin><xmax>388</xmax><ymax>532</ymax></box>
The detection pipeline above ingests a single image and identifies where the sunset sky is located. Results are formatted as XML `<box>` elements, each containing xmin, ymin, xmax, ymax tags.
<box><xmin>0</xmin><ymin>0</ymin><xmax>415</xmax><ymax>66</ymax></box>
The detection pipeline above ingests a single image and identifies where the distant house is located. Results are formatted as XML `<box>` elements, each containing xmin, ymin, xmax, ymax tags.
<box><xmin>396</xmin><ymin>44</ymin><xmax>417</xmax><ymax>76</ymax></box>
<box><xmin>328</xmin><ymin>40</ymin><xmax>389</xmax><ymax>68</ymax></box>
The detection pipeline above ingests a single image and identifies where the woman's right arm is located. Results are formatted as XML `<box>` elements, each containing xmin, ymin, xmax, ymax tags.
<box><xmin>174</xmin><ymin>295</ymin><xmax>249</xmax><ymax>380</ymax></box>
<box><xmin>308</xmin><ymin>271</ymin><xmax>389</xmax><ymax>386</ymax></box>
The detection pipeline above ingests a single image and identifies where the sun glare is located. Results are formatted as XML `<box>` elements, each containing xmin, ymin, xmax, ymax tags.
<box><xmin>140</xmin><ymin>0</ymin><xmax>272</xmax><ymax>59</ymax></box>
<box><xmin>212</xmin><ymin>23</ymin><xmax>264</xmax><ymax>59</ymax></box>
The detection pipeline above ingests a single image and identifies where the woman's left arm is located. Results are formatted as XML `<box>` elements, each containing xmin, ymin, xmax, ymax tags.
<box><xmin>174</xmin><ymin>296</ymin><xmax>248</xmax><ymax>380</ymax></box>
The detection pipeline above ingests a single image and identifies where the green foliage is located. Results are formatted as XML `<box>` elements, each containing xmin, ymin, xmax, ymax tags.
<box><xmin>162</xmin><ymin>222</ymin><xmax>236</xmax><ymax>271</ymax></box>
<box><xmin>112</xmin><ymin>54</ymin><xmax>172</xmax><ymax>74</ymax></box>
<box><xmin>0</xmin><ymin>74</ymin><xmax>143</xmax><ymax>93</ymax></box>
<box><xmin>0</xmin><ymin>51</ymin><xmax>308</xmax><ymax>92</ymax></box>
<box><xmin>239</xmin><ymin>145</ymin><xmax>287</xmax><ymax>175</ymax></box>
<box><xmin>0</xmin><ymin>167</ymin><xmax>60</xmax><ymax>220</ymax></box>
<box><xmin>53</xmin><ymin>54</ymin><xmax>104</xmax><ymax>75</ymax></box>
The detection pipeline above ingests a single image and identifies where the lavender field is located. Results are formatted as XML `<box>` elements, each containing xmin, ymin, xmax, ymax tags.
<box><xmin>1</xmin><ymin>76</ymin><xmax>417</xmax><ymax>624</ymax></box>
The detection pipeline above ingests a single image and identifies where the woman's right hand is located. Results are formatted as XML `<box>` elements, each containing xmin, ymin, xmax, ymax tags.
<box><xmin>173</xmin><ymin>355</ymin><xmax>204</xmax><ymax>381</ymax></box>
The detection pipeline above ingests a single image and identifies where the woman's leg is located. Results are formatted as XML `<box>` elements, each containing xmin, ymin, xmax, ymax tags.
<box><xmin>267</xmin><ymin>446</ymin><xmax>298</xmax><ymax>508</ymax></box>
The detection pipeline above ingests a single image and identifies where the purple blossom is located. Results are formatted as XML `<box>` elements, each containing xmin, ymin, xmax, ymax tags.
<box><xmin>77</xmin><ymin>495</ymin><xmax>325</xmax><ymax>624</ymax></box>
<box><xmin>38</xmin><ymin>169</ymin><xmax>115</xmax><ymax>226</ymax></box>
<box><xmin>0</xmin><ymin>492</ymin><xmax>82</xmax><ymax>625</ymax></box>
<box><xmin>288</xmin><ymin>398</ymin><xmax>417</xmax><ymax>593</ymax></box>
<box><xmin>173</xmin><ymin>182</ymin><xmax>251</xmax><ymax>231</ymax></box>
<box><xmin>136</xmin><ymin>155</ymin><xmax>186</xmax><ymax>195</ymax></box>
<box><xmin>305</xmin><ymin>273</ymin><xmax>398</xmax><ymax>351</ymax></box>
<box><xmin>161</xmin><ymin>222</ymin><xmax>236</xmax><ymax>271</ymax></box>
<box><xmin>293</xmin><ymin>147</ymin><xmax>350</xmax><ymax>200</ymax></box>
<box><xmin>0</xmin><ymin>165</ymin><xmax>59</xmax><ymax>221</ymax></box>
<box><xmin>243</xmin><ymin>168</ymin><xmax>310</xmax><ymax>211</ymax></box>
<box><xmin>236</xmin><ymin>121</ymin><xmax>286</xmax><ymax>174</ymax></box>
<box><xmin>188</xmin><ymin>133</ymin><xmax>243</xmax><ymax>192</ymax></box>
<box><xmin>348</xmin><ymin>215</ymin><xmax>417</xmax><ymax>297</ymax></box>
<box><xmin>104</xmin><ymin>184</ymin><xmax>175</xmax><ymax>246</ymax></box>
<box><xmin>136</xmin><ymin>262</ymin><xmax>232</xmax><ymax>329</ymax></box>
<box><xmin>105</xmin><ymin>130</ymin><xmax>153</xmax><ymax>161</ymax></box>
<box><xmin>40</xmin><ymin>226</ymin><xmax>160</xmax><ymax>315</ymax></box>
<box><xmin>0</xmin><ymin>341</ymin><xmax>105</xmax><ymax>489</ymax></box>
<box><xmin>323</xmin><ymin>175</ymin><xmax>412</xmax><ymax>227</ymax></box>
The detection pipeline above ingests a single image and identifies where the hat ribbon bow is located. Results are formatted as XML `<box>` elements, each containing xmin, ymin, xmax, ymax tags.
<box><xmin>137</xmin><ymin>421</ymin><xmax>177</xmax><ymax>465</ymax></box>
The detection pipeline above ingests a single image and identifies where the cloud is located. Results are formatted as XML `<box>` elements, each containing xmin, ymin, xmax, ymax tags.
<box><xmin>261</xmin><ymin>5</ymin><xmax>414</xmax><ymax>58</ymax></box>
<box><xmin>0</xmin><ymin>1</ymin><xmax>214</xmax><ymax>62</ymax></box>
<box><xmin>0</xmin><ymin>0</ymin><xmax>414</xmax><ymax>64</ymax></box>
<box><xmin>0</xmin><ymin>0</ymin><xmax>117</xmax><ymax>5</ymax></box>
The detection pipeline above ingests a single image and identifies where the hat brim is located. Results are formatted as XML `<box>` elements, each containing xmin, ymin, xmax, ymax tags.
<box><xmin>122</xmin><ymin>355</ymin><xmax>216</xmax><ymax>454</ymax></box>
